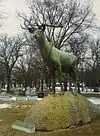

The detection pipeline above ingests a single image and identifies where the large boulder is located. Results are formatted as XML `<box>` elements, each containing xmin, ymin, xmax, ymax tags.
<box><xmin>24</xmin><ymin>92</ymin><xmax>97</xmax><ymax>131</ymax></box>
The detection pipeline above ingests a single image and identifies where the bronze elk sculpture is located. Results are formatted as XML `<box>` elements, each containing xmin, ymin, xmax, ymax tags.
<box><xmin>21</xmin><ymin>21</ymin><xmax>78</xmax><ymax>94</ymax></box>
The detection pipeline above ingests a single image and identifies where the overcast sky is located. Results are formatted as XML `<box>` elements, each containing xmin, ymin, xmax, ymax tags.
<box><xmin>0</xmin><ymin>0</ymin><xmax>29</xmax><ymax>36</ymax></box>
<box><xmin>0</xmin><ymin>0</ymin><xmax>100</xmax><ymax>37</ymax></box>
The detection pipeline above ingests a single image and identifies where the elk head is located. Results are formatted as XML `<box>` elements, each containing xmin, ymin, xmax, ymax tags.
<box><xmin>21</xmin><ymin>17</ymin><xmax>46</xmax><ymax>34</ymax></box>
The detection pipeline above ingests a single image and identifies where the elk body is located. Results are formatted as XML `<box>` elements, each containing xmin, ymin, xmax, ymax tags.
<box><xmin>23</xmin><ymin>23</ymin><xmax>78</xmax><ymax>93</ymax></box>
<box><xmin>34</xmin><ymin>28</ymin><xmax>77</xmax><ymax>81</ymax></box>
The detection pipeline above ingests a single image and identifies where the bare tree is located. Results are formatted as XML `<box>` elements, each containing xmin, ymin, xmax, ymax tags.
<box><xmin>14</xmin><ymin>45</ymin><xmax>43</xmax><ymax>89</ymax></box>
<box><xmin>90</xmin><ymin>38</ymin><xmax>100</xmax><ymax>68</ymax></box>
<box><xmin>0</xmin><ymin>35</ymin><xmax>26</xmax><ymax>93</ymax></box>
<box><xmin>23</xmin><ymin>0</ymin><xmax>96</xmax><ymax>49</ymax></box>
<box><xmin>76</xmin><ymin>38</ymin><xmax>100</xmax><ymax>88</ymax></box>
<box><xmin>68</xmin><ymin>33</ymin><xmax>89</xmax><ymax>79</ymax></box>
<box><xmin>19</xmin><ymin>0</ymin><xmax>96</xmax><ymax>92</ymax></box>
<box><xmin>84</xmin><ymin>38</ymin><xmax>100</xmax><ymax>88</ymax></box>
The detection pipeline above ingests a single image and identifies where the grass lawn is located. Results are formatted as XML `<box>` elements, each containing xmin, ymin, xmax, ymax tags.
<box><xmin>0</xmin><ymin>94</ymin><xmax>100</xmax><ymax>136</ymax></box>
<box><xmin>0</xmin><ymin>101</ymin><xmax>37</xmax><ymax>136</ymax></box>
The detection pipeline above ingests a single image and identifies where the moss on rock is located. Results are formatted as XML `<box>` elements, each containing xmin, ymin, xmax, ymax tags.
<box><xmin>24</xmin><ymin>92</ymin><xmax>94</xmax><ymax>131</ymax></box>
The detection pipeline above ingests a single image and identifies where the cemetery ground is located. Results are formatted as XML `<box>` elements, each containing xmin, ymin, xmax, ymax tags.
<box><xmin>0</xmin><ymin>93</ymin><xmax>100</xmax><ymax>135</ymax></box>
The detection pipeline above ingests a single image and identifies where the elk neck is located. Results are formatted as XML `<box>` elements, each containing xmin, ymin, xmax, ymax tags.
<box><xmin>35</xmin><ymin>30</ymin><xmax>53</xmax><ymax>59</ymax></box>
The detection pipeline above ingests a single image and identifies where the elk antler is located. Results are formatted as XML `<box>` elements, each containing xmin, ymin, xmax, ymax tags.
<box><xmin>20</xmin><ymin>15</ymin><xmax>63</xmax><ymax>33</ymax></box>
<box><xmin>20</xmin><ymin>16</ymin><xmax>38</xmax><ymax>33</ymax></box>
<box><xmin>44</xmin><ymin>24</ymin><xmax>63</xmax><ymax>28</ymax></box>
<box><xmin>37</xmin><ymin>23</ymin><xmax>63</xmax><ymax>31</ymax></box>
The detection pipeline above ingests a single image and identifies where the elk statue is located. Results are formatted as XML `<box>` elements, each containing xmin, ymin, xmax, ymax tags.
<box><xmin>21</xmin><ymin>21</ymin><xmax>78</xmax><ymax>93</ymax></box>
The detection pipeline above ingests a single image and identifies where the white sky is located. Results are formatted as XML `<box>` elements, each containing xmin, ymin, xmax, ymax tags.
<box><xmin>0</xmin><ymin>0</ymin><xmax>100</xmax><ymax>37</ymax></box>
<box><xmin>0</xmin><ymin>0</ymin><xmax>29</xmax><ymax>36</ymax></box>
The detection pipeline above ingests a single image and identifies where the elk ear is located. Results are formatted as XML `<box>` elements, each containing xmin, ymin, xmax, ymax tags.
<box><xmin>42</xmin><ymin>24</ymin><xmax>45</xmax><ymax>31</ymax></box>
<box><xmin>28</xmin><ymin>27</ymin><xmax>35</xmax><ymax>33</ymax></box>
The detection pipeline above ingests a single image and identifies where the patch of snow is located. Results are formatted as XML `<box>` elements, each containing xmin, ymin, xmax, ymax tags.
<box><xmin>0</xmin><ymin>103</ymin><xmax>12</xmax><ymax>109</ymax></box>
<box><xmin>37</xmin><ymin>98</ymin><xmax>43</xmax><ymax>101</ymax></box>
<box><xmin>87</xmin><ymin>98</ymin><xmax>100</xmax><ymax>105</ymax></box>
<box><xmin>11</xmin><ymin>97</ymin><xmax>16</xmax><ymax>101</ymax></box>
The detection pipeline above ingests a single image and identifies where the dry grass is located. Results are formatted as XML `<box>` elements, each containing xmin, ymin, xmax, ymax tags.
<box><xmin>0</xmin><ymin>100</ymin><xmax>37</xmax><ymax>136</ymax></box>
<box><xmin>0</xmin><ymin>93</ymin><xmax>100</xmax><ymax>136</ymax></box>
<box><xmin>0</xmin><ymin>106</ymin><xmax>100</xmax><ymax>136</ymax></box>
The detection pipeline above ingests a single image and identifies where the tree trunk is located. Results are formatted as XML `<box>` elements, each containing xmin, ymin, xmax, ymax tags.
<box><xmin>7</xmin><ymin>73</ymin><xmax>11</xmax><ymax>93</ymax></box>
<box><xmin>41</xmin><ymin>65</ymin><xmax>45</xmax><ymax>92</ymax></box>
<box><xmin>60</xmin><ymin>82</ymin><xmax>64</xmax><ymax>91</ymax></box>
<box><xmin>77</xmin><ymin>81</ymin><xmax>81</xmax><ymax>93</ymax></box>
<box><xmin>64</xmin><ymin>81</ymin><xmax>67</xmax><ymax>91</ymax></box>
<box><xmin>48</xmin><ymin>71</ymin><xmax>52</xmax><ymax>91</ymax></box>
<box><xmin>69</xmin><ymin>78</ymin><xmax>72</xmax><ymax>92</ymax></box>
<box><xmin>63</xmin><ymin>74</ymin><xmax>68</xmax><ymax>91</ymax></box>
<box><xmin>52</xmin><ymin>70</ymin><xmax>56</xmax><ymax>94</ymax></box>
<box><xmin>24</xmin><ymin>80</ymin><xmax>27</xmax><ymax>92</ymax></box>
<box><xmin>41</xmin><ymin>79</ymin><xmax>44</xmax><ymax>92</ymax></box>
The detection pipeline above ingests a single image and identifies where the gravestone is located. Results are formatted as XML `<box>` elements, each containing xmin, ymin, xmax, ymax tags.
<box><xmin>25</xmin><ymin>86</ymin><xmax>31</xmax><ymax>96</ymax></box>
<box><xmin>1</xmin><ymin>97</ymin><xmax>12</xmax><ymax>102</ymax></box>
<box><xmin>27</xmin><ymin>96</ymin><xmax>38</xmax><ymax>101</ymax></box>
<box><xmin>11</xmin><ymin>97</ymin><xmax>16</xmax><ymax>101</ymax></box>
<box><xmin>30</xmin><ymin>88</ymin><xmax>36</xmax><ymax>96</ymax></box>
<box><xmin>16</xmin><ymin>97</ymin><xmax>26</xmax><ymax>101</ymax></box>
<box><xmin>25</xmin><ymin>90</ymin><xmax>30</xmax><ymax>96</ymax></box>
<box><xmin>12</xmin><ymin>120</ymin><xmax>35</xmax><ymax>133</ymax></box>
<box><xmin>14</xmin><ymin>91</ymin><xmax>19</xmax><ymax>95</ymax></box>
<box><xmin>1</xmin><ymin>92</ymin><xmax>7</xmax><ymax>96</ymax></box>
